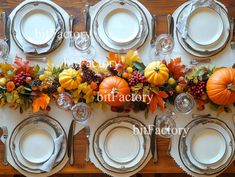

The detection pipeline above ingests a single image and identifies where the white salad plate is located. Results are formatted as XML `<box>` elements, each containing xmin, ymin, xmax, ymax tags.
<box><xmin>93</xmin><ymin>116</ymin><xmax>150</xmax><ymax>173</ymax></box>
<box><xmin>179</xmin><ymin>118</ymin><xmax>235</xmax><ymax>175</ymax></box>
<box><xmin>19</xmin><ymin>128</ymin><xmax>55</xmax><ymax>164</ymax></box>
<box><xmin>187</xmin><ymin>7</ymin><xmax>224</xmax><ymax>46</ymax></box>
<box><xmin>11</xmin><ymin>1</ymin><xmax>65</xmax><ymax>54</ymax></box>
<box><xmin>9</xmin><ymin>114</ymin><xmax>67</xmax><ymax>174</ymax></box>
<box><xmin>190</xmin><ymin>128</ymin><xmax>226</xmax><ymax>165</ymax></box>
<box><xmin>93</xmin><ymin>0</ymin><xmax>149</xmax><ymax>53</ymax></box>
<box><xmin>20</xmin><ymin>8</ymin><xmax>57</xmax><ymax>45</ymax></box>
<box><xmin>176</xmin><ymin>3</ymin><xmax>230</xmax><ymax>58</ymax></box>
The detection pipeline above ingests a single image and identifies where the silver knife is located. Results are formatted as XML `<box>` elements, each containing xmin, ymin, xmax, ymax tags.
<box><xmin>67</xmin><ymin>119</ymin><xmax>76</xmax><ymax>165</ymax></box>
<box><xmin>84</xmin><ymin>4</ymin><xmax>91</xmax><ymax>35</ymax></box>
<box><xmin>6</xmin><ymin>17</ymin><xmax>11</xmax><ymax>49</ymax></box>
<box><xmin>150</xmin><ymin>115</ymin><xmax>158</xmax><ymax>164</ymax></box>
<box><xmin>150</xmin><ymin>15</ymin><xmax>157</xmax><ymax>46</ymax></box>
<box><xmin>167</xmin><ymin>14</ymin><xmax>174</xmax><ymax>38</ymax></box>
<box><xmin>2</xmin><ymin>12</ymin><xmax>6</xmax><ymax>40</ymax></box>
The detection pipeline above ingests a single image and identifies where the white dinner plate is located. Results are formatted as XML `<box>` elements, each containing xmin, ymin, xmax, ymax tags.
<box><xmin>9</xmin><ymin>115</ymin><xmax>67</xmax><ymax>173</ymax></box>
<box><xmin>179</xmin><ymin>118</ymin><xmax>235</xmax><ymax>175</ymax></box>
<box><xmin>188</xmin><ymin>7</ymin><xmax>224</xmax><ymax>46</ymax></box>
<box><xmin>11</xmin><ymin>1</ymin><xmax>65</xmax><ymax>54</ymax></box>
<box><xmin>19</xmin><ymin>128</ymin><xmax>55</xmax><ymax>164</ymax></box>
<box><xmin>93</xmin><ymin>116</ymin><xmax>150</xmax><ymax>173</ymax></box>
<box><xmin>190</xmin><ymin>128</ymin><xmax>226</xmax><ymax>165</ymax></box>
<box><xmin>93</xmin><ymin>0</ymin><xmax>149</xmax><ymax>53</ymax></box>
<box><xmin>20</xmin><ymin>9</ymin><xmax>56</xmax><ymax>45</ymax></box>
<box><xmin>176</xmin><ymin>3</ymin><xmax>230</xmax><ymax>58</ymax></box>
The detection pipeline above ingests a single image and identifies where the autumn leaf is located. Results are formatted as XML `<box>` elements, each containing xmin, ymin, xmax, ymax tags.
<box><xmin>107</xmin><ymin>52</ymin><xmax>125</xmax><ymax>67</ymax></box>
<box><xmin>166</xmin><ymin>58</ymin><xmax>186</xmax><ymax>79</ymax></box>
<box><xmin>32</xmin><ymin>94</ymin><xmax>50</xmax><ymax>112</ymax></box>
<box><xmin>0</xmin><ymin>63</ymin><xmax>13</xmax><ymax>74</ymax></box>
<box><xmin>13</xmin><ymin>56</ymin><xmax>34</xmax><ymax>75</ymax></box>
<box><xmin>149</xmin><ymin>91</ymin><xmax>168</xmax><ymax>112</ymax></box>
<box><xmin>123</xmin><ymin>50</ymin><xmax>141</xmax><ymax>67</ymax></box>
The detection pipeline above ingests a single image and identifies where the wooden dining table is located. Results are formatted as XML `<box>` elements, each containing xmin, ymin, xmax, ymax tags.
<box><xmin>0</xmin><ymin>0</ymin><xmax>235</xmax><ymax>175</ymax></box>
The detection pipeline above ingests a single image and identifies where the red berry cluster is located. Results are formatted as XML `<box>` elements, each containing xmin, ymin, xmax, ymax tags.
<box><xmin>191</xmin><ymin>80</ymin><xmax>206</xmax><ymax>98</ymax></box>
<box><xmin>128</xmin><ymin>71</ymin><xmax>146</xmax><ymax>86</ymax></box>
<box><xmin>13</xmin><ymin>71</ymin><xmax>31</xmax><ymax>86</ymax></box>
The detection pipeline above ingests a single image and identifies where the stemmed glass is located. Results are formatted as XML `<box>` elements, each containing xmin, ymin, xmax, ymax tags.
<box><xmin>74</xmin><ymin>32</ymin><xmax>96</xmax><ymax>60</ymax></box>
<box><xmin>0</xmin><ymin>39</ymin><xmax>9</xmax><ymax>62</ymax></box>
<box><xmin>149</xmin><ymin>34</ymin><xmax>174</xmax><ymax>60</ymax></box>
<box><xmin>71</xmin><ymin>102</ymin><xmax>91</xmax><ymax>124</ymax></box>
<box><xmin>174</xmin><ymin>93</ymin><xmax>195</xmax><ymax>114</ymax></box>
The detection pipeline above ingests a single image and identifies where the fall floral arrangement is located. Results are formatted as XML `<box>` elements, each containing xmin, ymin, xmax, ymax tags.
<box><xmin>0</xmin><ymin>51</ymin><xmax>234</xmax><ymax>116</ymax></box>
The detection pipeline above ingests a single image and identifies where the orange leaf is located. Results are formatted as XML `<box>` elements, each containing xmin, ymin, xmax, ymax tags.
<box><xmin>157</xmin><ymin>91</ymin><xmax>168</xmax><ymax>98</ymax></box>
<box><xmin>149</xmin><ymin>95</ymin><xmax>158</xmax><ymax>112</ymax></box>
<box><xmin>166</xmin><ymin>58</ymin><xmax>185</xmax><ymax>79</ymax></box>
<box><xmin>32</xmin><ymin>94</ymin><xmax>50</xmax><ymax>112</ymax></box>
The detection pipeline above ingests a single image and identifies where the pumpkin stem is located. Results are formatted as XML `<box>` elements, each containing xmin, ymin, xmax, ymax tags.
<box><xmin>72</xmin><ymin>75</ymin><xmax>77</xmax><ymax>80</ymax></box>
<box><xmin>227</xmin><ymin>83</ymin><xmax>235</xmax><ymax>92</ymax></box>
<box><xmin>111</xmin><ymin>88</ymin><xmax>118</xmax><ymax>95</ymax></box>
<box><xmin>154</xmin><ymin>67</ymin><xmax>160</xmax><ymax>72</ymax></box>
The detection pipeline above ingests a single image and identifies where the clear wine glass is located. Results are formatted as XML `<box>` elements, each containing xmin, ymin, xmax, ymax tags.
<box><xmin>174</xmin><ymin>93</ymin><xmax>195</xmax><ymax>114</ymax></box>
<box><xmin>0</xmin><ymin>39</ymin><xmax>9</xmax><ymax>62</ymax></box>
<box><xmin>149</xmin><ymin>34</ymin><xmax>174</xmax><ymax>60</ymax></box>
<box><xmin>74</xmin><ymin>32</ymin><xmax>96</xmax><ymax>60</ymax></box>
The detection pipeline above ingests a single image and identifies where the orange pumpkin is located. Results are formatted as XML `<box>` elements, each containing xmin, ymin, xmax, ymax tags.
<box><xmin>99</xmin><ymin>76</ymin><xmax>130</xmax><ymax>106</ymax></box>
<box><xmin>206</xmin><ymin>68</ymin><xmax>235</xmax><ymax>106</ymax></box>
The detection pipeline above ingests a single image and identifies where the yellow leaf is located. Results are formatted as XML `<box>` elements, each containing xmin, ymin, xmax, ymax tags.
<box><xmin>32</xmin><ymin>94</ymin><xmax>50</xmax><ymax>112</ymax></box>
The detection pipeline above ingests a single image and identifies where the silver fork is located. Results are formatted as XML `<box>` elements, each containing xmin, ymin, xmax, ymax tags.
<box><xmin>85</xmin><ymin>126</ymin><xmax>90</xmax><ymax>162</ymax></box>
<box><xmin>69</xmin><ymin>15</ymin><xmax>75</xmax><ymax>47</ymax></box>
<box><xmin>2</xmin><ymin>126</ymin><xmax>8</xmax><ymax>165</ymax></box>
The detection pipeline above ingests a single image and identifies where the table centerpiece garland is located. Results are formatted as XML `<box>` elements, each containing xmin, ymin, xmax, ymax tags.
<box><xmin>0</xmin><ymin>50</ymin><xmax>234</xmax><ymax>116</ymax></box>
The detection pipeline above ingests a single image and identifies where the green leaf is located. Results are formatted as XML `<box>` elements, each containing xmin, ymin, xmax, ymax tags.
<box><xmin>24</xmin><ymin>87</ymin><xmax>32</xmax><ymax>92</ymax></box>
<box><xmin>133</xmin><ymin>61</ymin><xmax>146</xmax><ymax>73</ymax></box>
<box><xmin>34</xmin><ymin>65</ymin><xmax>40</xmax><ymax>76</ymax></box>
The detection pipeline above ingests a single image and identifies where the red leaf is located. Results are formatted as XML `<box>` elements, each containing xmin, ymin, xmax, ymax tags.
<box><xmin>13</xmin><ymin>56</ymin><xmax>34</xmax><ymax>75</ymax></box>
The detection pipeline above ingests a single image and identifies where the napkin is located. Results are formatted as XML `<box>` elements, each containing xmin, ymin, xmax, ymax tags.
<box><xmin>40</xmin><ymin>134</ymin><xmax>64</xmax><ymax>172</ymax></box>
<box><xmin>176</xmin><ymin>0</ymin><xmax>221</xmax><ymax>39</ymax></box>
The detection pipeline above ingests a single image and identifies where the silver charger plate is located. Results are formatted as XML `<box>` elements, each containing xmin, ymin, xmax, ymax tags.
<box><xmin>11</xmin><ymin>1</ymin><xmax>65</xmax><ymax>55</ymax></box>
<box><xmin>92</xmin><ymin>0</ymin><xmax>149</xmax><ymax>53</ymax></box>
<box><xmin>179</xmin><ymin>117</ymin><xmax>235</xmax><ymax>175</ymax></box>
<box><xmin>93</xmin><ymin>116</ymin><xmax>150</xmax><ymax>173</ymax></box>
<box><xmin>176</xmin><ymin>3</ymin><xmax>231</xmax><ymax>58</ymax></box>
<box><xmin>9</xmin><ymin>114</ymin><xmax>67</xmax><ymax>174</ymax></box>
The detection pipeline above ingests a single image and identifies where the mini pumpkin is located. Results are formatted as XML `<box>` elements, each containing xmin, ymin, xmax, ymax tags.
<box><xmin>144</xmin><ymin>61</ymin><xmax>169</xmax><ymax>86</ymax></box>
<box><xmin>59</xmin><ymin>68</ymin><xmax>82</xmax><ymax>90</ymax></box>
<box><xmin>206</xmin><ymin>68</ymin><xmax>235</xmax><ymax>106</ymax></box>
<box><xmin>99</xmin><ymin>76</ymin><xmax>130</xmax><ymax>106</ymax></box>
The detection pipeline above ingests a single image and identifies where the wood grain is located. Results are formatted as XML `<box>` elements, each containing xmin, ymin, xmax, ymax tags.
<box><xmin>0</xmin><ymin>0</ymin><xmax>234</xmax><ymax>175</ymax></box>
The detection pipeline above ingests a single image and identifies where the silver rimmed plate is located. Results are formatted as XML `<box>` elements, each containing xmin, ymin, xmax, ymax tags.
<box><xmin>93</xmin><ymin>0</ymin><xmax>149</xmax><ymax>53</ymax></box>
<box><xmin>176</xmin><ymin>3</ymin><xmax>230</xmax><ymax>58</ymax></box>
<box><xmin>93</xmin><ymin>116</ymin><xmax>150</xmax><ymax>173</ymax></box>
<box><xmin>9</xmin><ymin>114</ymin><xmax>67</xmax><ymax>174</ymax></box>
<box><xmin>11</xmin><ymin>1</ymin><xmax>65</xmax><ymax>54</ymax></box>
<box><xmin>187</xmin><ymin>7</ymin><xmax>224</xmax><ymax>46</ymax></box>
<box><xmin>179</xmin><ymin>117</ymin><xmax>235</xmax><ymax>175</ymax></box>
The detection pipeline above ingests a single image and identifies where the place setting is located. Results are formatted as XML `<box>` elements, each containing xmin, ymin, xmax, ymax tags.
<box><xmin>0</xmin><ymin>0</ymin><xmax>234</xmax><ymax>177</ymax></box>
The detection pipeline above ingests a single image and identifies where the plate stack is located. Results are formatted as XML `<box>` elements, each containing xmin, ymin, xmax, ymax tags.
<box><xmin>9</xmin><ymin>114</ymin><xmax>67</xmax><ymax>173</ymax></box>
<box><xmin>11</xmin><ymin>1</ymin><xmax>65</xmax><ymax>55</ymax></box>
<box><xmin>176</xmin><ymin>3</ymin><xmax>231</xmax><ymax>58</ymax></box>
<box><xmin>92</xmin><ymin>0</ymin><xmax>149</xmax><ymax>53</ymax></box>
<box><xmin>179</xmin><ymin>117</ymin><xmax>235</xmax><ymax>175</ymax></box>
<box><xmin>93</xmin><ymin>116</ymin><xmax>150</xmax><ymax>173</ymax></box>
